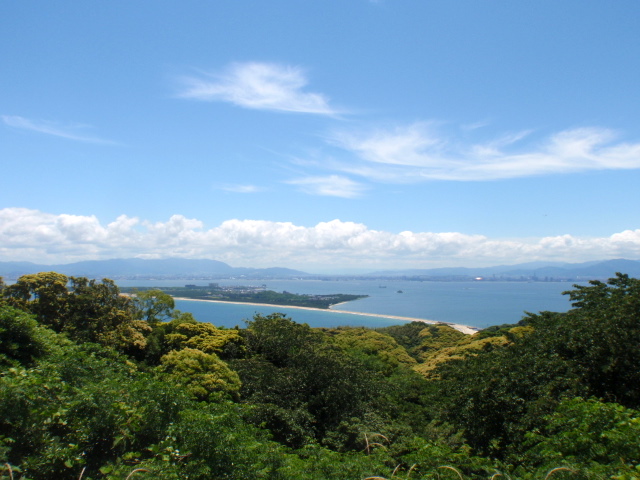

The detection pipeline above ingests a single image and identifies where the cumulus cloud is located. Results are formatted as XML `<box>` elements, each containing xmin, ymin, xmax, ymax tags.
<box><xmin>177</xmin><ymin>62</ymin><xmax>340</xmax><ymax>115</ymax></box>
<box><xmin>2</xmin><ymin>115</ymin><xmax>115</xmax><ymax>144</ymax></box>
<box><xmin>330</xmin><ymin>123</ymin><xmax>640</xmax><ymax>182</ymax></box>
<box><xmin>1</xmin><ymin>208</ymin><xmax>639</xmax><ymax>270</ymax></box>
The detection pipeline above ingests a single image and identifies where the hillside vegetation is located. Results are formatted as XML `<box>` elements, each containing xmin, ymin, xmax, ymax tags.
<box><xmin>1</xmin><ymin>272</ymin><xmax>639</xmax><ymax>479</ymax></box>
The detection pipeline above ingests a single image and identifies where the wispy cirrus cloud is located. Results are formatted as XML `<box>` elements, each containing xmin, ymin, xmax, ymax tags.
<box><xmin>286</xmin><ymin>175</ymin><xmax>366</xmax><ymax>198</ymax></box>
<box><xmin>177</xmin><ymin>62</ymin><xmax>341</xmax><ymax>115</ymax></box>
<box><xmin>2</xmin><ymin>115</ymin><xmax>116</xmax><ymax>144</ymax></box>
<box><xmin>220</xmin><ymin>184</ymin><xmax>264</xmax><ymax>194</ymax></box>
<box><xmin>329</xmin><ymin>123</ymin><xmax>640</xmax><ymax>182</ymax></box>
<box><xmin>2</xmin><ymin>207</ymin><xmax>640</xmax><ymax>269</ymax></box>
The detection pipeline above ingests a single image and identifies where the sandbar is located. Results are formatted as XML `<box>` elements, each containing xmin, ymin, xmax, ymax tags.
<box><xmin>172</xmin><ymin>297</ymin><xmax>480</xmax><ymax>335</ymax></box>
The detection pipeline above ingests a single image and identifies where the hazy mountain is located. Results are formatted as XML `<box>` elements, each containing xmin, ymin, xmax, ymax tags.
<box><xmin>566</xmin><ymin>259</ymin><xmax>640</xmax><ymax>277</ymax></box>
<box><xmin>1</xmin><ymin>258</ymin><xmax>639</xmax><ymax>281</ymax></box>
<box><xmin>0</xmin><ymin>261</ymin><xmax>44</xmax><ymax>278</ymax></box>
<box><xmin>368</xmin><ymin>259</ymin><xmax>640</xmax><ymax>279</ymax></box>
<box><xmin>368</xmin><ymin>261</ymin><xmax>571</xmax><ymax>277</ymax></box>
<box><xmin>53</xmin><ymin>258</ymin><xmax>235</xmax><ymax>276</ymax></box>
<box><xmin>0</xmin><ymin>258</ymin><xmax>308</xmax><ymax>279</ymax></box>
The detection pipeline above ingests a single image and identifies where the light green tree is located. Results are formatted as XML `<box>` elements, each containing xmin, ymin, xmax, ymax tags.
<box><xmin>523</xmin><ymin>397</ymin><xmax>640</xmax><ymax>478</ymax></box>
<box><xmin>329</xmin><ymin>327</ymin><xmax>417</xmax><ymax>373</ymax></box>
<box><xmin>159</xmin><ymin>348</ymin><xmax>241</xmax><ymax>400</ymax></box>
<box><xmin>131</xmin><ymin>289</ymin><xmax>175</xmax><ymax>326</ymax></box>
<box><xmin>165</xmin><ymin>322</ymin><xmax>244</xmax><ymax>357</ymax></box>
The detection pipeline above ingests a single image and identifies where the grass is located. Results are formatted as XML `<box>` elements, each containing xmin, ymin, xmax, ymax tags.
<box><xmin>0</xmin><ymin>464</ymin><xmax>151</xmax><ymax>480</ymax></box>
<box><xmin>364</xmin><ymin>465</ymin><xmax>577</xmax><ymax>480</ymax></box>
<box><xmin>1</xmin><ymin>464</ymin><xmax>13</xmax><ymax>480</ymax></box>
<box><xmin>0</xmin><ymin>461</ymin><xmax>579</xmax><ymax>480</ymax></box>
<box><xmin>364</xmin><ymin>433</ymin><xmax>390</xmax><ymax>454</ymax></box>
<box><xmin>0</xmin><ymin>438</ymin><xmax>577</xmax><ymax>480</ymax></box>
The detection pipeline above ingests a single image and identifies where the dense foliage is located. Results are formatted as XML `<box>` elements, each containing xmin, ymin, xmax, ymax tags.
<box><xmin>1</xmin><ymin>272</ymin><xmax>639</xmax><ymax>479</ymax></box>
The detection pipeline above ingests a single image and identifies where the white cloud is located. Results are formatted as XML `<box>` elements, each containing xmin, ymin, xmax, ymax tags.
<box><xmin>286</xmin><ymin>175</ymin><xmax>366</xmax><ymax>198</ymax></box>
<box><xmin>2</xmin><ymin>115</ymin><xmax>115</xmax><ymax>144</ymax></box>
<box><xmin>221</xmin><ymin>184</ymin><xmax>264</xmax><ymax>193</ymax></box>
<box><xmin>1</xmin><ymin>208</ymin><xmax>639</xmax><ymax>270</ymax></box>
<box><xmin>177</xmin><ymin>62</ymin><xmax>340</xmax><ymax>115</ymax></box>
<box><xmin>330</xmin><ymin>123</ymin><xmax>640</xmax><ymax>182</ymax></box>
<box><xmin>333</xmin><ymin>122</ymin><xmax>447</xmax><ymax>168</ymax></box>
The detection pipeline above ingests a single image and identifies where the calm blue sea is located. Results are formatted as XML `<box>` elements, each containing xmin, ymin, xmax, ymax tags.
<box><xmin>115</xmin><ymin>279</ymin><xmax>583</xmax><ymax>330</ymax></box>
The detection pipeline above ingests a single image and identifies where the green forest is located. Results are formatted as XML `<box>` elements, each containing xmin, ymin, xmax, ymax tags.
<box><xmin>1</xmin><ymin>272</ymin><xmax>639</xmax><ymax>480</ymax></box>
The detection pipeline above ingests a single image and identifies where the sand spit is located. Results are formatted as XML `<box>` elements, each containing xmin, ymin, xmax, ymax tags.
<box><xmin>172</xmin><ymin>297</ymin><xmax>480</xmax><ymax>335</ymax></box>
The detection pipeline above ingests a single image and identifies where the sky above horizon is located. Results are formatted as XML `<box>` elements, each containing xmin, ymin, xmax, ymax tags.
<box><xmin>2</xmin><ymin>1</ymin><xmax>640</xmax><ymax>272</ymax></box>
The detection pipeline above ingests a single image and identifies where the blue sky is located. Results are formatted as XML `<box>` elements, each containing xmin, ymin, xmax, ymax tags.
<box><xmin>2</xmin><ymin>1</ymin><xmax>640</xmax><ymax>272</ymax></box>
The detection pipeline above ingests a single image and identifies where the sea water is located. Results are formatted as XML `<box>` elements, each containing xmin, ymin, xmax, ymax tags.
<box><xmin>116</xmin><ymin>279</ymin><xmax>582</xmax><ymax>330</ymax></box>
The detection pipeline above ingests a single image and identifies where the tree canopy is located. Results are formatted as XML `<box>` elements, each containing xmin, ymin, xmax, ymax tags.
<box><xmin>1</xmin><ymin>272</ymin><xmax>639</xmax><ymax>480</ymax></box>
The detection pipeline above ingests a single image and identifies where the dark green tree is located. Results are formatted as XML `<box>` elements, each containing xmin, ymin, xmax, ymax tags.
<box><xmin>241</xmin><ymin>312</ymin><xmax>323</xmax><ymax>367</ymax></box>
<box><xmin>232</xmin><ymin>314</ymin><xmax>380</xmax><ymax>449</ymax></box>
<box><xmin>431</xmin><ymin>273</ymin><xmax>640</xmax><ymax>458</ymax></box>
<box><xmin>557</xmin><ymin>273</ymin><xmax>640</xmax><ymax>407</ymax></box>
<box><xmin>0</xmin><ymin>305</ymin><xmax>55</xmax><ymax>367</ymax></box>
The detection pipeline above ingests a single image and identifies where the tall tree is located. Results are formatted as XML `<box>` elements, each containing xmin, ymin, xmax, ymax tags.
<box><xmin>65</xmin><ymin>277</ymin><xmax>150</xmax><ymax>354</ymax></box>
<box><xmin>3</xmin><ymin>272</ymin><xmax>69</xmax><ymax>331</ymax></box>
<box><xmin>131</xmin><ymin>289</ymin><xmax>176</xmax><ymax>326</ymax></box>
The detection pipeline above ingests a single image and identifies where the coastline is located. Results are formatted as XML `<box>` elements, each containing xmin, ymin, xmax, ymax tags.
<box><xmin>172</xmin><ymin>297</ymin><xmax>480</xmax><ymax>335</ymax></box>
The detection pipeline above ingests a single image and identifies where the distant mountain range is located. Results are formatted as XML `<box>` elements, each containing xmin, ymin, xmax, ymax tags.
<box><xmin>367</xmin><ymin>258</ymin><xmax>640</xmax><ymax>279</ymax></box>
<box><xmin>0</xmin><ymin>258</ymin><xmax>639</xmax><ymax>281</ymax></box>
<box><xmin>0</xmin><ymin>258</ymin><xmax>309</xmax><ymax>280</ymax></box>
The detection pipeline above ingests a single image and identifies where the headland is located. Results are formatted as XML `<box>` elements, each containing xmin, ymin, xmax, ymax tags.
<box><xmin>172</xmin><ymin>297</ymin><xmax>480</xmax><ymax>335</ymax></box>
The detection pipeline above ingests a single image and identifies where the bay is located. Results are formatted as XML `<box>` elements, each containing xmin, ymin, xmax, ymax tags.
<box><xmin>115</xmin><ymin>279</ymin><xmax>582</xmax><ymax>330</ymax></box>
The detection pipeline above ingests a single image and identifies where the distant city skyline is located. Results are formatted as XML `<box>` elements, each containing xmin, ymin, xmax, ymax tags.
<box><xmin>2</xmin><ymin>1</ymin><xmax>639</xmax><ymax>270</ymax></box>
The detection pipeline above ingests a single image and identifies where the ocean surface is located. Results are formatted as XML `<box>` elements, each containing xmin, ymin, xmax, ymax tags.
<box><xmin>115</xmin><ymin>279</ymin><xmax>583</xmax><ymax>330</ymax></box>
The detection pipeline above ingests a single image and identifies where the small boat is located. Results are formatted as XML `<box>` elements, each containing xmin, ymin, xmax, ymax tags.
<box><xmin>397</xmin><ymin>290</ymin><xmax>403</xmax><ymax>293</ymax></box>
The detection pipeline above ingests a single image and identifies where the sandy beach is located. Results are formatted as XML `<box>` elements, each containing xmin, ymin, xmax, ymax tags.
<box><xmin>172</xmin><ymin>297</ymin><xmax>480</xmax><ymax>335</ymax></box>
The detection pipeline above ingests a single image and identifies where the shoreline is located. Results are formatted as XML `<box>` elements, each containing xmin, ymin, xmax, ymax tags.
<box><xmin>172</xmin><ymin>297</ymin><xmax>480</xmax><ymax>335</ymax></box>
